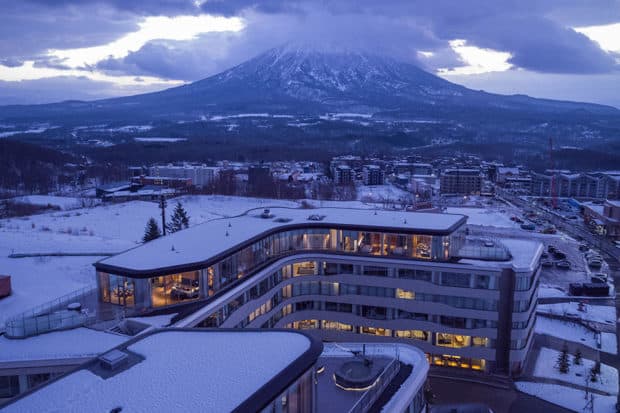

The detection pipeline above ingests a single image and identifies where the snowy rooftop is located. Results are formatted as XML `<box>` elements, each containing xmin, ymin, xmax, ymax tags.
<box><xmin>459</xmin><ymin>238</ymin><xmax>543</xmax><ymax>272</ymax></box>
<box><xmin>97</xmin><ymin>207</ymin><xmax>466</xmax><ymax>273</ymax></box>
<box><xmin>0</xmin><ymin>328</ymin><xmax>126</xmax><ymax>365</ymax></box>
<box><xmin>4</xmin><ymin>330</ymin><xmax>318</xmax><ymax>413</ymax></box>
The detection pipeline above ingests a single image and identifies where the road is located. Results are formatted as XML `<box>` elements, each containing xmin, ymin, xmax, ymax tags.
<box><xmin>499</xmin><ymin>192</ymin><xmax>620</xmax><ymax>411</ymax></box>
<box><xmin>499</xmin><ymin>192</ymin><xmax>620</xmax><ymax>263</ymax></box>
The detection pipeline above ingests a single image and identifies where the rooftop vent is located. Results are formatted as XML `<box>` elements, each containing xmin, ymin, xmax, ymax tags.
<box><xmin>307</xmin><ymin>214</ymin><xmax>326</xmax><ymax>221</ymax></box>
<box><xmin>99</xmin><ymin>349</ymin><xmax>129</xmax><ymax>371</ymax></box>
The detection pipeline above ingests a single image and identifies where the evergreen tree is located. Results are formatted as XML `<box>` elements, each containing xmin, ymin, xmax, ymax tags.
<box><xmin>557</xmin><ymin>343</ymin><xmax>570</xmax><ymax>373</ymax></box>
<box><xmin>590</xmin><ymin>365</ymin><xmax>599</xmax><ymax>382</ymax></box>
<box><xmin>573</xmin><ymin>349</ymin><xmax>582</xmax><ymax>365</ymax></box>
<box><xmin>143</xmin><ymin>217</ymin><xmax>162</xmax><ymax>242</ymax></box>
<box><xmin>167</xmin><ymin>202</ymin><xmax>190</xmax><ymax>233</ymax></box>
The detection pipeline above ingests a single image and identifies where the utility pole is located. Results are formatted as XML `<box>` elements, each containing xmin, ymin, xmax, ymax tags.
<box><xmin>159</xmin><ymin>195</ymin><xmax>167</xmax><ymax>236</ymax></box>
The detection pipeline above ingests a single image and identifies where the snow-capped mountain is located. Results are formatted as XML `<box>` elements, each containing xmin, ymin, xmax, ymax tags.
<box><xmin>0</xmin><ymin>46</ymin><xmax>617</xmax><ymax>124</ymax></box>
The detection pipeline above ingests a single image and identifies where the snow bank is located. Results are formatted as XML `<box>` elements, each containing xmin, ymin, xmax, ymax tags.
<box><xmin>536</xmin><ymin>316</ymin><xmax>617</xmax><ymax>354</ymax></box>
<box><xmin>516</xmin><ymin>382</ymin><xmax>616</xmax><ymax>413</ymax></box>
<box><xmin>533</xmin><ymin>347</ymin><xmax>618</xmax><ymax>394</ymax></box>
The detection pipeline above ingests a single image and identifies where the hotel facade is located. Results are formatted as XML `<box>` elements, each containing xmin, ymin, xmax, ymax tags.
<box><xmin>94</xmin><ymin>207</ymin><xmax>542</xmax><ymax>375</ymax></box>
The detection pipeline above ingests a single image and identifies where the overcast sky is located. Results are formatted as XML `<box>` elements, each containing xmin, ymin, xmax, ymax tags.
<box><xmin>1</xmin><ymin>0</ymin><xmax>619</xmax><ymax>107</ymax></box>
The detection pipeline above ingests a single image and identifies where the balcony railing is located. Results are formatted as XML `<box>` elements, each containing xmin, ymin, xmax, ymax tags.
<box><xmin>3</xmin><ymin>284</ymin><xmax>122</xmax><ymax>338</ymax></box>
<box><xmin>347</xmin><ymin>357</ymin><xmax>401</xmax><ymax>413</ymax></box>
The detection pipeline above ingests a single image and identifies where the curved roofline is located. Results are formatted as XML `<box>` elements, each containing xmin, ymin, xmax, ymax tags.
<box><xmin>2</xmin><ymin>328</ymin><xmax>323</xmax><ymax>413</ymax></box>
<box><xmin>94</xmin><ymin>209</ymin><xmax>467</xmax><ymax>277</ymax></box>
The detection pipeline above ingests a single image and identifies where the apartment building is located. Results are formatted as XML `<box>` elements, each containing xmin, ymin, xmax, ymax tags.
<box><xmin>440</xmin><ymin>169</ymin><xmax>483</xmax><ymax>195</ymax></box>
<box><xmin>93</xmin><ymin>207</ymin><xmax>542</xmax><ymax>375</ymax></box>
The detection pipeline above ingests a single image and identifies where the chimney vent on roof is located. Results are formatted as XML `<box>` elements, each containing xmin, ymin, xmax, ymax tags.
<box><xmin>99</xmin><ymin>350</ymin><xmax>129</xmax><ymax>371</ymax></box>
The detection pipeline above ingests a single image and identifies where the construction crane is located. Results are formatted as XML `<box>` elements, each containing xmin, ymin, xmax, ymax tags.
<box><xmin>549</xmin><ymin>137</ymin><xmax>558</xmax><ymax>209</ymax></box>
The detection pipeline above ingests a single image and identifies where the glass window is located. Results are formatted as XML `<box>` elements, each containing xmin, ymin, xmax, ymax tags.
<box><xmin>396</xmin><ymin>288</ymin><xmax>415</xmax><ymax>299</ymax></box>
<box><xmin>441</xmin><ymin>272</ymin><xmax>471</xmax><ymax>288</ymax></box>
<box><xmin>436</xmin><ymin>333</ymin><xmax>471</xmax><ymax>348</ymax></box>
<box><xmin>0</xmin><ymin>376</ymin><xmax>20</xmax><ymax>398</ymax></box>
<box><xmin>151</xmin><ymin>271</ymin><xmax>200</xmax><ymax>307</ymax></box>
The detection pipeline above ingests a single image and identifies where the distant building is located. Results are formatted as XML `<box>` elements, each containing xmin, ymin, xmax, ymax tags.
<box><xmin>150</xmin><ymin>164</ymin><xmax>216</xmax><ymax>189</ymax></box>
<box><xmin>363</xmin><ymin>165</ymin><xmax>384</xmax><ymax>186</ymax></box>
<box><xmin>531</xmin><ymin>171</ymin><xmax>612</xmax><ymax>199</ymax></box>
<box><xmin>329</xmin><ymin>155</ymin><xmax>363</xmax><ymax>171</ymax></box>
<box><xmin>333</xmin><ymin>165</ymin><xmax>353</xmax><ymax>186</ymax></box>
<box><xmin>248</xmin><ymin>165</ymin><xmax>273</xmax><ymax>196</ymax></box>
<box><xmin>440</xmin><ymin>169</ymin><xmax>482</xmax><ymax>195</ymax></box>
<box><xmin>394</xmin><ymin>163</ymin><xmax>433</xmax><ymax>176</ymax></box>
<box><xmin>583</xmin><ymin>200</ymin><xmax>620</xmax><ymax>239</ymax></box>
<box><xmin>495</xmin><ymin>167</ymin><xmax>520</xmax><ymax>184</ymax></box>
<box><xmin>128</xmin><ymin>166</ymin><xmax>147</xmax><ymax>178</ymax></box>
<box><xmin>131</xmin><ymin>176</ymin><xmax>192</xmax><ymax>189</ymax></box>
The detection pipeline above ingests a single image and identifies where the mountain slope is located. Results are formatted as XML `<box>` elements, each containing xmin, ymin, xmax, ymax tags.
<box><xmin>0</xmin><ymin>46</ymin><xmax>618</xmax><ymax>125</ymax></box>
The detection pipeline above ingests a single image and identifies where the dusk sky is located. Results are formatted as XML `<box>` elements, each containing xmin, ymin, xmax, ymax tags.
<box><xmin>1</xmin><ymin>0</ymin><xmax>619</xmax><ymax>106</ymax></box>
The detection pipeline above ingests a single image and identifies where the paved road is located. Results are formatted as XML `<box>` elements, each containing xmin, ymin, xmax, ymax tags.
<box><xmin>500</xmin><ymin>193</ymin><xmax>620</xmax><ymax>263</ymax></box>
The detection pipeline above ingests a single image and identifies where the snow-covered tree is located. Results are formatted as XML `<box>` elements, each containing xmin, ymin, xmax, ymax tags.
<box><xmin>167</xmin><ymin>202</ymin><xmax>190</xmax><ymax>233</ymax></box>
<box><xmin>573</xmin><ymin>349</ymin><xmax>582</xmax><ymax>365</ymax></box>
<box><xmin>143</xmin><ymin>217</ymin><xmax>162</xmax><ymax>243</ymax></box>
<box><xmin>557</xmin><ymin>343</ymin><xmax>570</xmax><ymax>373</ymax></box>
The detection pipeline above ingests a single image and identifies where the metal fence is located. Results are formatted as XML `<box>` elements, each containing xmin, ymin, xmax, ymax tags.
<box><xmin>347</xmin><ymin>357</ymin><xmax>401</xmax><ymax>413</ymax></box>
<box><xmin>4</xmin><ymin>284</ymin><xmax>100</xmax><ymax>338</ymax></box>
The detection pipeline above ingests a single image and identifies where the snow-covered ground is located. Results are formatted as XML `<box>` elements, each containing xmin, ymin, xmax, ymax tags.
<box><xmin>0</xmin><ymin>256</ymin><xmax>97</xmax><ymax>326</ymax></box>
<box><xmin>536</xmin><ymin>316</ymin><xmax>617</xmax><ymax>354</ymax></box>
<box><xmin>0</xmin><ymin>195</ymin><xmax>300</xmax><ymax>327</ymax></box>
<box><xmin>357</xmin><ymin>184</ymin><xmax>411</xmax><ymax>202</ymax></box>
<box><xmin>533</xmin><ymin>347</ymin><xmax>618</xmax><ymax>394</ymax></box>
<box><xmin>537</xmin><ymin>302</ymin><xmax>616</xmax><ymax>326</ymax></box>
<box><xmin>516</xmin><ymin>382</ymin><xmax>617</xmax><ymax>413</ymax></box>
<box><xmin>539</xmin><ymin>284</ymin><xmax>568</xmax><ymax>298</ymax></box>
<box><xmin>9</xmin><ymin>195</ymin><xmax>94</xmax><ymax>210</ymax></box>
<box><xmin>445</xmin><ymin>207</ymin><xmax>517</xmax><ymax>228</ymax></box>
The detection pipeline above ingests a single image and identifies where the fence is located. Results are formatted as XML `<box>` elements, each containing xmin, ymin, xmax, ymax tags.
<box><xmin>347</xmin><ymin>357</ymin><xmax>401</xmax><ymax>413</ymax></box>
<box><xmin>4</xmin><ymin>284</ymin><xmax>101</xmax><ymax>338</ymax></box>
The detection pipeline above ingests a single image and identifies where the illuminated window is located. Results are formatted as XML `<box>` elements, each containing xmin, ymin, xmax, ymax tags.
<box><xmin>396</xmin><ymin>288</ymin><xmax>415</xmax><ymax>299</ymax></box>
<box><xmin>321</xmin><ymin>321</ymin><xmax>353</xmax><ymax>331</ymax></box>
<box><xmin>395</xmin><ymin>330</ymin><xmax>428</xmax><ymax>341</ymax></box>
<box><xmin>360</xmin><ymin>326</ymin><xmax>392</xmax><ymax>336</ymax></box>
<box><xmin>472</xmin><ymin>337</ymin><xmax>489</xmax><ymax>347</ymax></box>
<box><xmin>436</xmin><ymin>333</ymin><xmax>471</xmax><ymax>348</ymax></box>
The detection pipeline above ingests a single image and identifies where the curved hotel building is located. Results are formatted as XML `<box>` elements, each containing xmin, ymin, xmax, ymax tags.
<box><xmin>95</xmin><ymin>207</ymin><xmax>542</xmax><ymax>375</ymax></box>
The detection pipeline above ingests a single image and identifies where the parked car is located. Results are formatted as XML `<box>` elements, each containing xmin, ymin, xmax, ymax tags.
<box><xmin>542</xmin><ymin>260</ymin><xmax>554</xmax><ymax>268</ymax></box>
<box><xmin>548</xmin><ymin>245</ymin><xmax>557</xmax><ymax>253</ymax></box>
<box><xmin>555</xmin><ymin>260</ymin><xmax>571</xmax><ymax>269</ymax></box>
<box><xmin>483</xmin><ymin>241</ymin><xmax>494</xmax><ymax>247</ymax></box>
<box><xmin>591</xmin><ymin>273</ymin><xmax>608</xmax><ymax>282</ymax></box>
<box><xmin>553</xmin><ymin>251</ymin><xmax>566</xmax><ymax>260</ymax></box>
<box><xmin>170</xmin><ymin>283</ymin><xmax>200</xmax><ymax>300</ymax></box>
<box><xmin>588</xmin><ymin>259</ymin><xmax>603</xmax><ymax>268</ymax></box>
<box><xmin>578</xmin><ymin>244</ymin><xmax>589</xmax><ymax>252</ymax></box>
<box><xmin>521</xmin><ymin>223</ymin><xmax>535</xmax><ymax>231</ymax></box>
<box><xmin>541</xmin><ymin>252</ymin><xmax>549</xmax><ymax>259</ymax></box>
<box><xmin>585</xmin><ymin>252</ymin><xmax>602</xmax><ymax>260</ymax></box>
